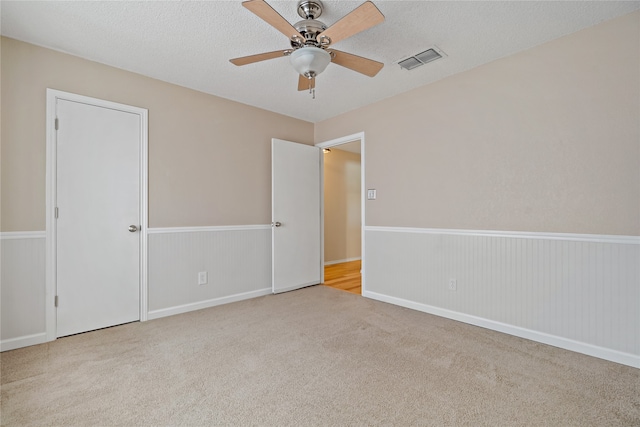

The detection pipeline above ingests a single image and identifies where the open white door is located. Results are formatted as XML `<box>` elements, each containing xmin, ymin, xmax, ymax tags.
<box><xmin>272</xmin><ymin>139</ymin><xmax>322</xmax><ymax>294</ymax></box>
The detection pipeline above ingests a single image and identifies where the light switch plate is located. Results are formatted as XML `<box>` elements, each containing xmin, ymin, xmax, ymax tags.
<box><xmin>367</xmin><ymin>189</ymin><xmax>377</xmax><ymax>200</ymax></box>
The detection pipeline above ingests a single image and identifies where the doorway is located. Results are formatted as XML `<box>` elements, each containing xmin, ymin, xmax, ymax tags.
<box><xmin>316</xmin><ymin>133</ymin><xmax>365</xmax><ymax>295</ymax></box>
<box><xmin>45</xmin><ymin>90</ymin><xmax>148</xmax><ymax>340</ymax></box>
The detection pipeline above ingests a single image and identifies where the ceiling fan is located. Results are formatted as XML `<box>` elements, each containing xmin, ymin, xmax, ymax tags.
<box><xmin>230</xmin><ymin>0</ymin><xmax>385</xmax><ymax>96</ymax></box>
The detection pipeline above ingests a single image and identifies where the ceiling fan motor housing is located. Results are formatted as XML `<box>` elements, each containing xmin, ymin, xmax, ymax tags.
<box><xmin>293</xmin><ymin>19</ymin><xmax>328</xmax><ymax>47</ymax></box>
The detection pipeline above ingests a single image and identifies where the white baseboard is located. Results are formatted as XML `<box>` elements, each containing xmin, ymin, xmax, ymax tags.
<box><xmin>147</xmin><ymin>288</ymin><xmax>272</xmax><ymax>320</ymax></box>
<box><xmin>363</xmin><ymin>290</ymin><xmax>640</xmax><ymax>369</ymax></box>
<box><xmin>324</xmin><ymin>257</ymin><xmax>361</xmax><ymax>266</ymax></box>
<box><xmin>1</xmin><ymin>332</ymin><xmax>48</xmax><ymax>352</ymax></box>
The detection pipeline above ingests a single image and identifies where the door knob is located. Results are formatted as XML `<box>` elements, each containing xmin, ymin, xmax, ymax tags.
<box><xmin>273</xmin><ymin>222</ymin><xmax>282</xmax><ymax>227</ymax></box>
<box><xmin>128</xmin><ymin>225</ymin><xmax>139</xmax><ymax>232</ymax></box>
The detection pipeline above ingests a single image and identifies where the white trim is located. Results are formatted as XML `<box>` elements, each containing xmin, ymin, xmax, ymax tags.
<box><xmin>316</xmin><ymin>132</ymin><xmax>366</xmax><ymax>292</ymax></box>
<box><xmin>147</xmin><ymin>288</ymin><xmax>272</xmax><ymax>320</ymax></box>
<box><xmin>0</xmin><ymin>333</ymin><xmax>48</xmax><ymax>352</ymax></box>
<box><xmin>365</xmin><ymin>226</ymin><xmax>640</xmax><ymax>245</ymax></box>
<box><xmin>139</xmin><ymin>105</ymin><xmax>149</xmax><ymax>322</ymax></box>
<box><xmin>46</xmin><ymin>89</ymin><xmax>149</xmax><ymax>340</ymax></box>
<box><xmin>316</xmin><ymin>132</ymin><xmax>365</xmax><ymax>149</ymax></box>
<box><xmin>0</xmin><ymin>231</ymin><xmax>46</xmax><ymax>240</ymax></box>
<box><xmin>45</xmin><ymin>91</ymin><xmax>57</xmax><ymax>342</ymax></box>
<box><xmin>320</xmin><ymin>150</ymin><xmax>325</xmax><ymax>283</ymax></box>
<box><xmin>364</xmin><ymin>290</ymin><xmax>640</xmax><ymax>369</ymax></box>
<box><xmin>271</xmin><ymin>141</ymin><xmax>276</xmax><ymax>293</ymax></box>
<box><xmin>147</xmin><ymin>225</ymin><xmax>271</xmax><ymax>234</ymax></box>
<box><xmin>324</xmin><ymin>257</ymin><xmax>362</xmax><ymax>266</ymax></box>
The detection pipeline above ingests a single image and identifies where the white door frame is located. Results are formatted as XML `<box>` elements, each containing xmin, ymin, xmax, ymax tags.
<box><xmin>315</xmin><ymin>132</ymin><xmax>366</xmax><ymax>293</ymax></box>
<box><xmin>45</xmin><ymin>89</ymin><xmax>149</xmax><ymax>341</ymax></box>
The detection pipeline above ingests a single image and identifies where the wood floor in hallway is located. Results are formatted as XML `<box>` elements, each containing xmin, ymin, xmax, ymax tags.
<box><xmin>323</xmin><ymin>260</ymin><xmax>361</xmax><ymax>295</ymax></box>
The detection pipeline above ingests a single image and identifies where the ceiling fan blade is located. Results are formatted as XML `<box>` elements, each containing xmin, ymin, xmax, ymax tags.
<box><xmin>318</xmin><ymin>1</ymin><xmax>384</xmax><ymax>46</ymax></box>
<box><xmin>298</xmin><ymin>75</ymin><xmax>316</xmax><ymax>91</ymax></box>
<box><xmin>242</xmin><ymin>0</ymin><xmax>304</xmax><ymax>41</ymax></box>
<box><xmin>230</xmin><ymin>50</ymin><xmax>289</xmax><ymax>66</ymax></box>
<box><xmin>330</xmin><ymin>49</ymin><xmax>384</xmax><ymax>77</ymax></box>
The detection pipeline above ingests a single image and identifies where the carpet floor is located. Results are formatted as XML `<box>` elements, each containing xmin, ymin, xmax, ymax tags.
<box><xmin>1</xmin><ymin>286</ymin><xmax>638</xmax><ymax>426</ymax></box>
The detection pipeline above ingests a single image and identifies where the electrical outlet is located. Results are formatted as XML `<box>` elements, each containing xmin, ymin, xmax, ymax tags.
<box><xmin>198</xmin><ymin>271</ymin><xmax>208</xmax><ymax>285</ymax></box>
<box><xmin>448</xmin><ymin>278</ymin><xmax>457</xmax><ymax>291</ymax></box>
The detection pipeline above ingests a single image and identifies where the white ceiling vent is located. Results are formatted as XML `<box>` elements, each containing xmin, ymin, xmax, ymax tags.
<box><xmin>398</xmin><ymin>47</ymin><xmax>445</xmax><ymax>70</ymax></box>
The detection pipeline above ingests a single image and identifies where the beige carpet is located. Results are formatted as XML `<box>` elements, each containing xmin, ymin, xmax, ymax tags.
<box><xmin>1</xmin><ymin>285</ymin><xmax>638</xmax><ymax>426</ymax></box>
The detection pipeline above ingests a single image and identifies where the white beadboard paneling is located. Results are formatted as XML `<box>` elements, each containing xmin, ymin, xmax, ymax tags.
<box><xmin>148</xmin><ymin>226</ymin><xmax>272</xmax><ymax>315</ymax></box>
<box><xmin>1</xmin><ymin>227</ymin><xmax>272</xmax><ymax>350</ymax></box>
<box><xmin>1</xmin><ymin>233</ymin><xmax>47</xmax><ymax>350</ymax></box>
<box><xmin>364</xmin><ymin>227</ymin><xmax>640</xmax><ymax>368</ymax></box>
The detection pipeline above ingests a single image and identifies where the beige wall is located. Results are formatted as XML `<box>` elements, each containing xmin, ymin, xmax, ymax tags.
<box><xmin>1</xmin><ymin>37</ymin><xmax>313</xmax><ymax>231</ymax></box>
<box><xmin>315</xmin><ymin>11</ymin><xmax>640</xmax><ymax>236</ymax></box>
<box><xmin>3</xmin><ymin>11</ymin><xmax>639</xmax><ymax>235</ymax></box>
<box><xmin>324</xmin><ymin>147</ymin><xmax>361</xmax><ymax>263</ymax></box>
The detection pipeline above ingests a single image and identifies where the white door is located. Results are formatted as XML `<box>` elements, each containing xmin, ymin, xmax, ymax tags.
<box><xmin>272</xmin><ymin>139</ymin><xmax>322</xmax><ymax>293</ymax></box>
<box><xmin>56</xmin><ymin>99</ymin><xmax>141</xmax><ymax>337</ymax></box>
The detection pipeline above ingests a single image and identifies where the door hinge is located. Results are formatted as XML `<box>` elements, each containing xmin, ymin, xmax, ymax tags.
<box><xmin>55</xmin><ymin>207</ymin><xmax>59</xmax><ymax>219</ymax></box>
<box><xmin>55</xmin><ymin>118</ymin><xmax>59</xmax><ymax>130</ymax></box>
<box><xmin>54</xmin><ymin>295</ymin><xmax>59</xmax><ymax>307</ymax></box>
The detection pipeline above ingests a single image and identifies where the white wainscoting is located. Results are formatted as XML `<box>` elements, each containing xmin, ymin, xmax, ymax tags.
<box><xmin>1</xmin><ymin>232</ymin><xmax>47</xmax><ymax>351</ymax></box>
<box><xmin>363</xmin><ymin>227</ymin><xmax>640</xmax><ymax>368</ymax></box>
<box><xmin>2</xmin><ymin>227</ymin><xmax>272</xmax><ymax>351</ymax></box>
<box><xmin>147</xmin><ymin>226</ymin><xmax>272</xmax><ymax>319</ymax></box>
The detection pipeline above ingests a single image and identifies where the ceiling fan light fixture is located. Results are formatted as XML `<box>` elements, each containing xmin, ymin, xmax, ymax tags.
<box><xmin>289</xmin><ymin>46</ymin><xmax>331</xmax><ymax>78</ymax></box>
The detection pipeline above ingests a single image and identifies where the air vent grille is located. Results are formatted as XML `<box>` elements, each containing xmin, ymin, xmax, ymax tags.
<box><xmin>398</xmin><ymin>47</ymin><xmax>444</xmax><ymax>71</ymax></box>
<box><xmin>398</xmin><ymin>57</ymin><xmax>422</xmax><ymax>70</ymax></box>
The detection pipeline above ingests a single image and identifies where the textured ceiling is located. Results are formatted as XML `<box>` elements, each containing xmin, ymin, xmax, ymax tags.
<box><xmin>2</xmin><ymin>1</ymin><xmax>639</xmax><ymax>123</ymax></box>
